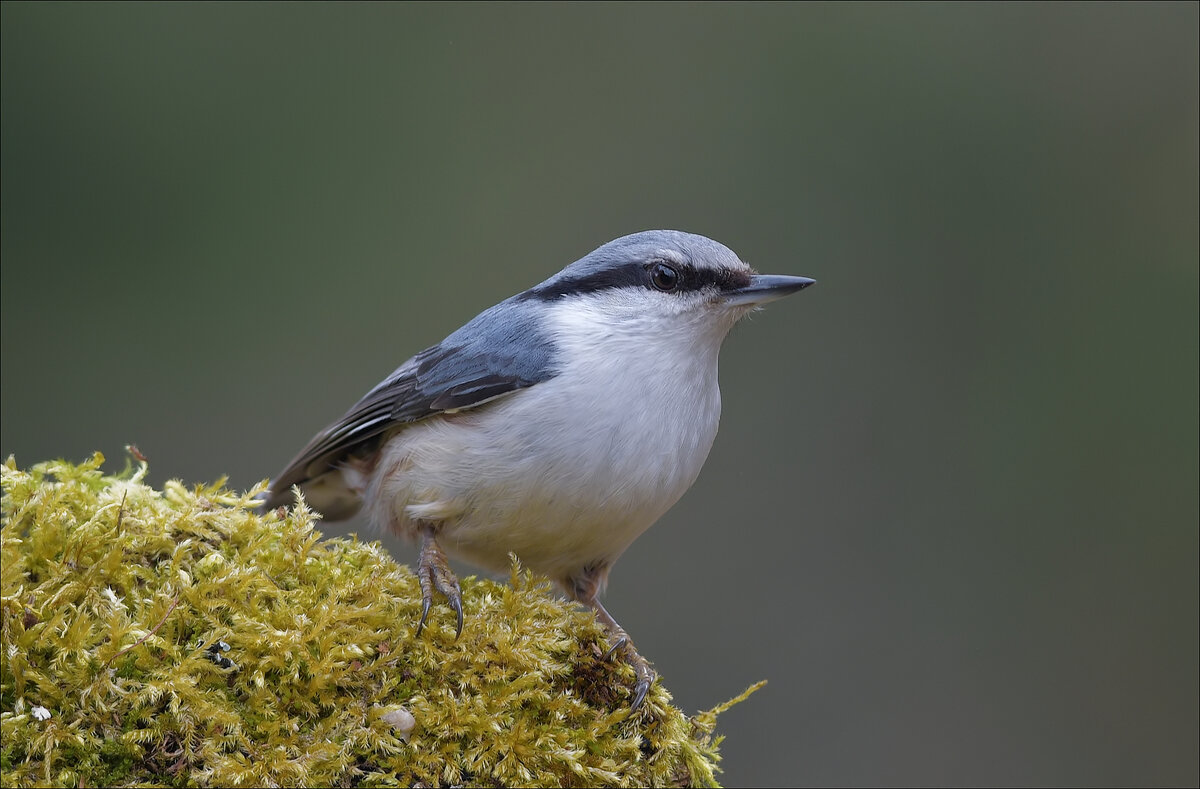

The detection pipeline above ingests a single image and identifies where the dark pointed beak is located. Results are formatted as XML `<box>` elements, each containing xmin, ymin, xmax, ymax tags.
<box><xmin>725</xmin><ymin>274</ymin><xmax>816</xmax><ymax>306</ymax></box>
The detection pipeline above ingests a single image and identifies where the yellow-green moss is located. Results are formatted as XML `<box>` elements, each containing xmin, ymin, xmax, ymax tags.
<box><xmin>0</xmin><ymin>453</ymin><xmax>761</xmax><ymax>788</ymax></box>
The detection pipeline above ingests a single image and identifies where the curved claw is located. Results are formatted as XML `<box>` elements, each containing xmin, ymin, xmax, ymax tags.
<box><xmin>630</xmin><ymin>677</ymin><xmax>652</xmax><ymax>712</ymax></box>
<box><xmin>602</xmin><ymin>637</ymin><xmax>627</xmax><ymax>662</ymax></box>
<box><xmin>416</xmin><ymin>598</ymin><xmax>432</xmax><ymax>637</ymax></box>
<box><xmin>450</xmin><ymin>593</ymin><xmax>464</xmax><ymax>639</ymax></box>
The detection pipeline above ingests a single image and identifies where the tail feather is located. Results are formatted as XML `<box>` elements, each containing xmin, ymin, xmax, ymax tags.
<box><xmin>257</xmin><ymin>469</ymin><xmax>364</xmax><ymax>522</ymax></box>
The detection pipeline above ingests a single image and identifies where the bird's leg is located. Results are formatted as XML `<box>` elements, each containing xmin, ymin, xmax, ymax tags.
<box><xmin>416</xmin><ymin>524</ymin><xmax>463</xmax><ymax>637</ymax></box>
<box><xmin>569</xmin><ymin>565</ymin><xmax>656</xmax><ymax>711</ymax></box>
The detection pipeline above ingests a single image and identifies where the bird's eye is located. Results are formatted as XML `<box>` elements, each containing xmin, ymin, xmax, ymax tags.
<box><xmin>649</xmin><ymin>262</ymin><xmax>680</xmax><ymax>292</ymax></box>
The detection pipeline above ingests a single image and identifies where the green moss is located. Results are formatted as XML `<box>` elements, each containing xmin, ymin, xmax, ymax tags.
<box><xmin>1</xmin><ymin>453</ymin><xmax>762</xmax><ymax>788</ymax></box>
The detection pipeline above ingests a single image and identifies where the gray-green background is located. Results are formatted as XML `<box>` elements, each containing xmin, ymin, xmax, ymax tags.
<box><xmin>2</xmin><ymin>3</ymin><xmax>1197</xmax><ymax>786</ymax></box>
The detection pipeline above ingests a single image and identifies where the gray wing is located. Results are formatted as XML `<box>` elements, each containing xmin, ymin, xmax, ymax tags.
<box><xmin>262</xmin><ymin>298</ymin><xmax>557</xmax><ymax>510</ymax></box>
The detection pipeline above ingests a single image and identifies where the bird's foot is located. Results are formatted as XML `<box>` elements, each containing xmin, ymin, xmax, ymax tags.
<box><xmin>603</xmin><ymin>634</ymin><xmax>656</xmax><ymax>711</ymax></box>
<box><xmin>416</xmin><ymin>527</ymin><xmax>463</xmax><ymax>637</ymax></box>
<box><xmin>569</xmin><ymin>567</ymin><xmax>656</xmax><ymax>711</ymax></box>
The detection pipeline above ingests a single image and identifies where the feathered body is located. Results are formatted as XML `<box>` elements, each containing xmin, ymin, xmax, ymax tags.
<box><xmin>364</xmin><ymin>291</ymin><xmax>731</xmax><ymax>587</ymax></box>
<box><xmin>264</xmin><ymin>230</ymin><xmax>755</xmax><ymax>590</ymax></box>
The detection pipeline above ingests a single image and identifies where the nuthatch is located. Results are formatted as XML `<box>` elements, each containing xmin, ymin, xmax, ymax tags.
<box><xmin>262</xmin><ymin>230</ymin><xmax>815</xmax><ymax>709</ymax></box>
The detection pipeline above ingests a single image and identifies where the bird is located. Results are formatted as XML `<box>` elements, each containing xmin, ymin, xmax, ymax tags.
<box><xmin>260</xmin><ymin>229</ymin><xmax>815</xmax><ymax>709</ymax></box>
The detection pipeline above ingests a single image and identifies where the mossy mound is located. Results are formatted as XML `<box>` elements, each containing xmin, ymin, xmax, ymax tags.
<box><xmin>0</xmin><ymin>453</ymin><xmax>759</xmax><ymax>788</ymax></box>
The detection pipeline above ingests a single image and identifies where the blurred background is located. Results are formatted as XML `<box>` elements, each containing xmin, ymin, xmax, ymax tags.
<box><xmin>2</xmin><ymin>3</ymin><xmax>1196</xmax><ymax>786</ymax></box>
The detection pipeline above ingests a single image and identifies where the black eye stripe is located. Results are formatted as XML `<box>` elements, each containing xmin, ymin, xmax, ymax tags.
<box><xmin>525</xmin><ymin>261</ymin><xmax>750</xmax><ymax>301</ymax></box>
<box><xmin>654</xmin><ymin>261</ymin><xmax>751</xmax><ymax>293</ymax></box>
